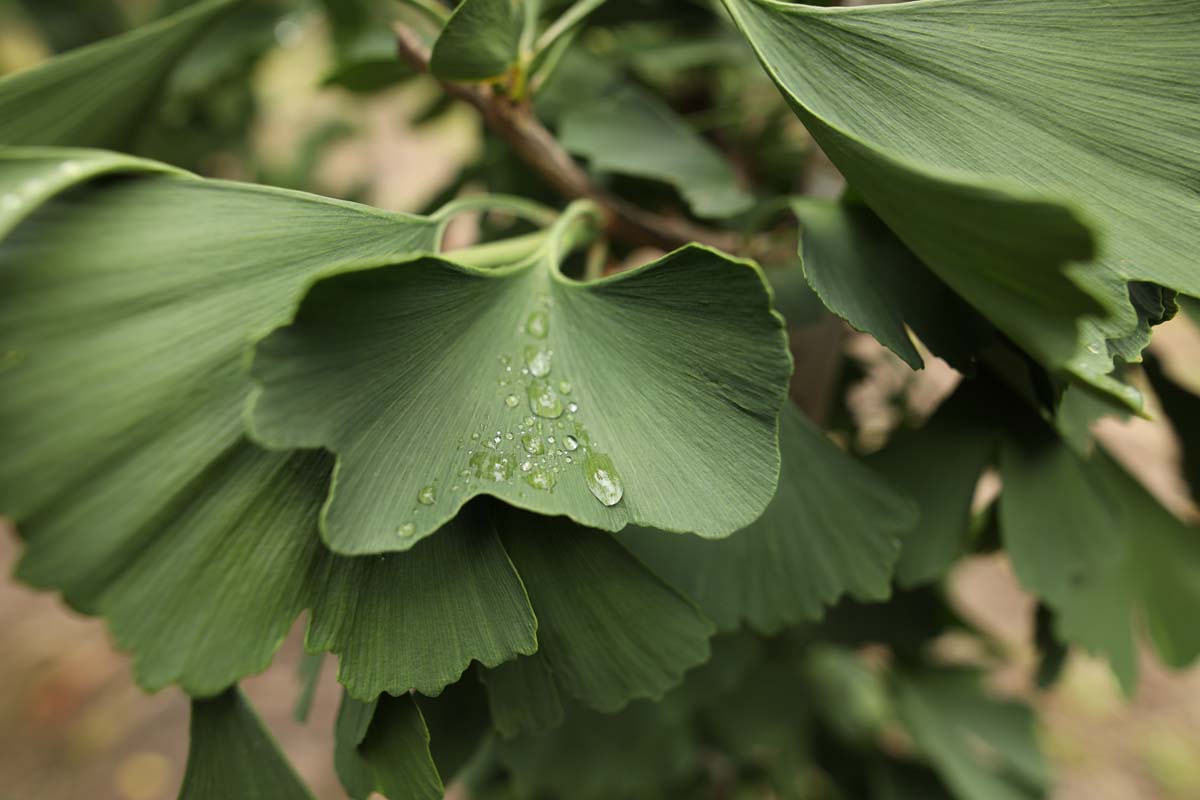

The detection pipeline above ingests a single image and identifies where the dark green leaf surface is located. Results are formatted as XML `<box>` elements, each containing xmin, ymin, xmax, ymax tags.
<box><xmin>792</xmin><ymin>196</ymin><xmax>990</xmax><ymax>371</ymax></box>
<box><xmin>249</xmin><ymin>208</ymin><xmax>792</xmax><ymax>553</ymax></box>
<box><xmin>723</xmin><ymin>0</ymin><xmax>1200</xmax><ymax>403</ymax></box>
<box><xmin>894</xmin><ymin>669</ymin><xmax>1047</xmax><ymax>800</ymax></box>
<box><xmin>559</xmin><ymin>85</ymin><xmax>753</xmax><ymax>218</ymax></box>
<box><xmin>335</xmin><ymin>693</ymin><xmax>444</xmax><ymax>800</ymax></box>
<box><xmin>617</xmin><ymin>404</ymin><xmax>913</xmax><ymax>632</ymax></box>
<box><xmin>482</xmin><ymin>653</ymin><xmax>566</xmax><ymax>737</ymax></box>
<box><xmin>0</xmin><ymin>0</ymin><xmax>237</xmax><ymax>147</ymax></box>
<box><xmin>1000</xmin><ymin>441</ymin><xmax>1200</xmax><ymax>690</ymax></box>
<box><xmin>181</xmin><ymin>689</ymin><xmax>315</xmax><ymax>800</ymax></box>
<box><xmin>306</xmin><ymin>503</ymin><xmax>538</xmax><ymax>699</ymax></box>
<box><xmin>0</xmin><ymin>150</ymin><xmax>440</xmax><ymax>691</ymax></box>
<box><xmin>869</xmin><ymin>392</ymin><xmax>997</xmax><ymax>587</ymax></box>
<box><xmin>496</xmin><ymin>512</ymin><xmax>715</xmax><ymax>714</ymax></box>
<box><xmin>430</xmin><ymin>0</ymin><xmax>525</xmax><ymax>82</ymax></box>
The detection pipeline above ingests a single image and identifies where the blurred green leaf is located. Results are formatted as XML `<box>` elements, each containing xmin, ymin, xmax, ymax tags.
<box><xmin>335</xmin><ymin>693</ymin><xmax>444</xmax><ymax>800</ymax></box>
<box><xmin>182</xmin><ymin>689</ymin><xmax>315</xmax><ymax>800</ymax></box>
<box><xmin>0</xmin><ymin>0</ymin><xmax>238</xmax><ymax>147</ymax></box>
<box><xmin>430</xmin><ymin>0</ymin><xmax>525</xmax><ymax>82</ymax></box>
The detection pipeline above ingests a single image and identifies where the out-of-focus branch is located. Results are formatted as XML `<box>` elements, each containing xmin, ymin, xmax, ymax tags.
<box><xmin>394</xmin><ymin>23</ymin><xmax>749</xmax><ymax>254</ymax></box>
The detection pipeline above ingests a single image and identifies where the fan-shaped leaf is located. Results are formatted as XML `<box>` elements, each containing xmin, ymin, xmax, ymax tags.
<box><xmin>334</xmin><ymin>693</ymin><xmax>444</xmax><ymax>800</ymax></box>
<box><xmin>181</xmin><ymin>689</ymin><xmax>315</xmax><ymax>800</ymax></box>
<box><xmin>248</xmin><ymin>206</ymin><xmax>792</xmax><ymax>553</ymax></box>
<box><xmin>0</xmin><ymin>0</ymin><xmax>238</xmax><ymax>147</ymax></box>
<box><xmin>306</xmin><ymin>501</ymin><xmax>539</xmax><ymax>699</ymax></box>
<box><xmin>430</xmin><ymin>0</ymin><xmax>525</xmax><ymax>83</ymax></box>
<box><xmin>617</xmin><ymin>404</ymin><xmax>913</xmax><ymax>632</ymax></box>
<box><xmin>722</xmin><ymin>0</ymin><xmax>1200</xmax><ymax>402</ymax></box>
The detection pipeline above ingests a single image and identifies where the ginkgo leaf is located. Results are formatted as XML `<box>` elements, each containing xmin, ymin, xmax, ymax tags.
<box><xmin>430</xmin><ymin>0</ymin><xmax>526</xmax><ymax>83</ymax></box>
<box><xmin>248</xmin><ymin>203</ymin><xmax>792</xmax><ymax>554</ymax></box>
<box><xmin>0</xmin><ymin>149</ymin><xmax>440</xmax><ymax>690</ymax></box>
<box><xmin>334</xmin><ymin>693</ymin><xmax>444</xmax><ymax>800</ymax></box>
<box><xmin>0</xmin><ymin>0</ymin><xmax>238</xmax><ymax>148</ymax></box>
<box><xmin>306</xmin><ymin>501</ymin><xmax>539</xmax><ymax>700</ymax></box>
<box><xmin>791</xmin><ymin>196</ymin><xmax>991</xmax><ymax>371</ymax></box>
<box><xmin>616</xmin><ymin>404</ymin><xmax>913</xmax><ymax>632</ymax></box>
<box><xmin>894</xmin><ymin>668</ymin><xmax>1047</xmax><ymax>800</ymax></box>
<box><xmin>722</xmin><ymin>0</ymin><xmax>1200</xmax><ymax>401</ymax></box>
<box><xmin>489</xmin><ymin>510</ymin><xmax>714</xmax><ymax>718</ymax></box>
<box><xmin>481</xmin><ymin>652</ymin><xmax>566</xmax><ymax>737</ymax></box>
<box><xmin>181</xmin><ymin>689</ymin><xmax>315</xmax><ymax>800</ymax></box>
<box><xmin>869</xmin><ymin>387</ymin><xmax>997</xmax><ymax>588</ymax></box>
<box><xmin>1000</xmin><ymin>441</ymin><xmax>1200</xmax><ymax>691</ymax></box>
<box><xmin>558</xmin><ymin>84</ymin><xmax>754</xmax><ymax>219</ymax></box>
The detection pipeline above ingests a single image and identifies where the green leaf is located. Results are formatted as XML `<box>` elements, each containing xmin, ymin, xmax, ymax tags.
<box><xmin>181</xmin><ymin>689</ymin><xmax>315</xmax><ymax>800</ymax></box>
<box><xmin>490</xmin><ymin>510</ymin><xmax>714</xmax><ymax>717</ymax></box>
<box><xmin>999</xmin><ymin>438</ymin><xmax>1200</xmax><ymax>691</ymax></box>
<box><xmin>99</xmin><ymin>448</ymin><xmax>330</xmax><ymax>696</ymax></box>
<box><xmin>869</xmin><ymin>388</ymin><xmax>997</xmax><ymax>587</ymax></box>
<box><xmin>430</xmin><ymin>0</ymin><xmax>525</xmax><ymax>83</ymax></box>
<box><xmin>481</xmin><ymin>652</ymin><xmax>565</xmax><ymax>737</ymax></box>
<box><xmin>0</xmin><ymin>0</ymin><xmax>238</xmax><ymax>147</ymax></box>
<box><xmin>248</xmin><ymin>205</ymin><xmax>792</xmax><ymax>553</ymax></box>
<box><xmin>894</xmin><ymin>668</ymin><xmax>1047</xmax><ymax>800</ymax></box>
<box><xmin>723</xmin><ymin>0</ymin><xmax>1200</xmax><ymax>398</ymax></box>
<box><xmin>305</xmin><ymin>501</ymin><xmax>539</xmax><ymax>700</ymax></box>
<box><xmin>335</xmin><ymin>693</ymin><xmax>444</xmax><ymax>800</ymax></box>
<box><xmin>0</xmin><ymin>149</ymin><xmax>440</xmax><ymax>691</ymax></box>
<box><xmin>494</xmin><ymin>698</ymin><xmax>696</xmax><ymax>800</ymax></box>
<box><xmin>617</xmin><ymin>404</ymin><xmax>912</xmax><ymax>632</ymax></box>
<box><xmin>558</xmin><ymin>84</ymin><xmax>753</xmax><ymax>218</ymax></box>
<box><xmin>0</xmin><ymin>147</ymin><xmax>175</xmax><ymax>238</ymax></box>
<box><xmin>791</xmin><ymin>196</ymin><xmax>991</xmax><ymax>371</ymax></box>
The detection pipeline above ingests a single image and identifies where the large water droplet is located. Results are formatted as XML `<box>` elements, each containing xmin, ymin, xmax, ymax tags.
<box><xmin>526</xmin><ymin>310</ymin><xmax>549</xmax><ymax>339</ymax></box>
<box><xmin>522</xmin><ymin>433</ymin><xmax>546</xmax><ymax>455</ymax></box>
<box><xmin>584</xmin><ymin>453</ymin><xmax>623</xmax><ymax>506</ymax></box>
<box><xmin>524</xmin><ymin>346</ymin><xmax>553</xmax><ymax>378</ymax></box>
<box><xmin>527</xmin><ymin>379</ymin><xmax>564</xmax><ymax>418</ymax></box>
<box><xmin>397</xmin><ymin>522</ymin><xmax>416</xmax><ymax>538</ymax></box>
<box><xmin>417</xmin><ymin>485</ymin><xmax>436</xmax><ymax>505</ymax></box>
<box><xmin>564</xmin><ymin>435</ymin><xmax>579</xmax><ymax>451</ymax></box>
<box><xmin>525</xmin><ymin>469</ymin><xmax>556</xmax><ymax>491</ymax></box>
<box><xmin>470</xmin><ymin>451</ymin><xmax>515</xmax><ymax>481</ymax></box>
<box><xmin>504</xmin><ymin>394</ymin><xmax>520</xmax><ymax>408</ymax></box>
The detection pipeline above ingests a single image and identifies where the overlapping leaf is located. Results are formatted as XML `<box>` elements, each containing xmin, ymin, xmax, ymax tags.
<box><xmin>430</xmin><ymin>0</ymin><xmax>526</xmax><ymax>82</ymax></box>
<box><xmin>248</xmin><ymin>204</ymin><xmax>792</xmax><ymax>553</ymax></box>
<box><xmin>0</xmin><ymin>0</ymin><xmax>238</xmax><ymax>147</ymax></box>
<box><xmin>181</xmin><ymin>689</ymin><xmax>315</xmax><ymax>800</ymax></box>
<box><xmin>792</xmin><ymin>196</ymin><xmax>991</xmax><ymax>371</ymax></box>
<box><xmin>617</xmin><ymin>404</ymin><xmax>914</xmax><ymax>632</ymax></box>
<box><xmin>722</xmin><ymin>0</ymin><xmax>1200</xmax><ymax>403</ymax></box>
<box><xmin>334</xmin><ymin>693</ymin><xmax>444</xmax><ymax>800</ymax></box>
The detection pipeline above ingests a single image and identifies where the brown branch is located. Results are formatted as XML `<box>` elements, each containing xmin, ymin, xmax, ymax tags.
<box><xmin>394</xmin><ymin>23</ymin><xmax>746</xmax><ymax>254</ymax></box>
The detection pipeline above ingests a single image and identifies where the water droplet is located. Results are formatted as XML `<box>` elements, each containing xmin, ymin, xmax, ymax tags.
<box><xmin>523</xmin><ymin>416</ymin><xmax>536</xmax><ymax>427</ymax></box>
<box><xmin>567</xmin><ymin>402</ymin><xmax>579</xmax><ymax>414</ymax></box>
<box><xmin>521</xmin><ymin>460</ymin><xmax>533</xmax><ymax>472</ymax></box>
<box><xmin>564</xmin><ymin>435</ymin><xmax>579</xmax><ymax>451</ymax></box>
<box><xmin>527</xmin><ymin>379</ymin><xmax>564</xmax><ymax>418</ymax></box>
<box><xmin>524</xmin><ymin>346</ymin><xmax>553</xmax><ymax>378</ymax></box>
<box><xmin>584</xmin><ymin>453</ymin><xmax>623</xmax><ymax>507</ymax></box>
<box><xmin>565</xmin><ymin>456</ymin><xmax>573</xmax><ymax>463</ymax></box>
<box><xmin>504</xmin><ymin>432</ymin><xmax>514</xmax><ymax>440</ymax></box>
<box><xmin>525</xmin><ymin>469</ymin><xmax>557</xmax><ymax>491</ymax></box>
<box><xmin>417</xmin><ymin>485</ymin><xmax>436</xmax><ymax>505</ymax></box>
<box><xmin>522</xmin><ymin>433</ymin><xmax>546</xmax><ymax>455</ymax></box>
<box><xmin>451</xmin><ymin>484</ymin><xmax>461</xmax><ymax>492</ymax></box>
<box><xmin>547</xmin><ymin>436</ymin><xmax>556</xmax><ymax>444</ymax></box>
<box><xmin>471</xmin><ymin>433</ymin><xmax>481</xmax><ymax>440</ymax></box>
<box><xmin>397</xmin><ymin>522</ymin><xmax>416</xmax><ymax>538</ymax></box>
<box><xmin>499</xmin><ymin>355</ymin><xmax>511</xmax><ymax>365</ymax></box>
<box><xmin>0</xmin><ymin>194</ymin><xmax>19</xmax><ymax>211</ymax></box>
<box><xmin>526</xmin><ymin>310</ymin><xmax>549</xmax><ymax>339</ymax></box>
<box><xmin>1086</xmin><ymin>342</ymin><xmax>1102</xmax><ymax>355</ymax></box>
<box><xmin>470</xmin><ymin>451</ymin><xmax>515</xmax><ymax>482</ymax></box>
<box><xmin>459</xmin><ymin>469</ymin><xmax>471</xmax><ymax>477</ymax></box>
<box><xmin>505</xmin><ymin>394</ymin><xmax>520</xmax><ymax>408</ymax></box>
<box><xmin>558</xmin><ymin>380</ymin><xmax>572</xmax><ymax>394</ymax></box>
